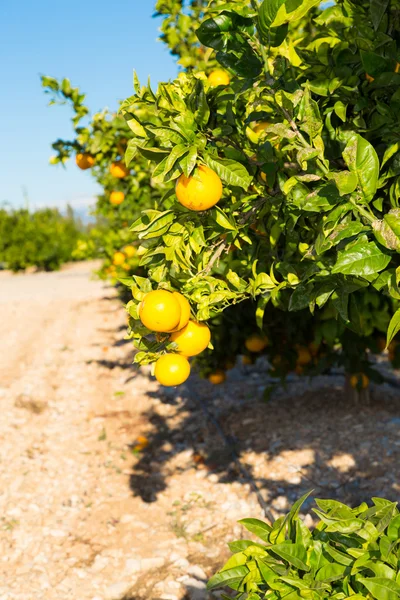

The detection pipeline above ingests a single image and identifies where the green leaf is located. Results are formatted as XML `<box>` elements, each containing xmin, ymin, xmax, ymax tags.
<box><xmin>289</xmin><ymin>283</ymin><xmax>314</xmax><ymax>311</ymax></box>
<box><xmin>212</xmin><ymin>206</ymin><xmax>237</xmax><ymax>231</ymax></box>
<box><xmin>164</xmin><ymin>144</ymin><xmax>189</xmax><ymax>175</ymax></box>
<box><xmin>180</xmin><ymin>146</ymin><xmax>198</xmax><ymax>178</ymax></box>
<box><xmin>329</xmin><ymin>171</ymin><xmax>358</xmax><ymax>196</ymax></box>
<box><xmin>358</xmin><ymin>577</ymin><xmax>400</xmax><ymax>600</ymax></box>
<box><xmin>386</xmin><ymin>308</ymin><xmax>400</xmax><ymax>347</ymax></box>
<box><xmin>238</xmin><ymin>518</ymin><xmax>272</xmax><ymax>542</ymax></box>
<box><xmin>370</xmin><ymin>0</ymin><xmax>389</xmax><ymax>29</ymax></box>
<box><xmin>270</xmin><ymin>542</ymin><xmax>310</xmax><ymax>571</ymax></box>
<box><xmin>332</xmin><ymin>237</ymin><xmax>391</xmax><ymax>277</ymax></box>
<box><xmin>334</xmin><ymin>101</ymin><xmax>347</xmax><ymax>122</ymax></box>
<box><xmin>342</xmin><ymin>135</ymin><xmax>379</xmax><ymax>203</ymax></box>
<box><xmin>260</xmin><ymin>0</ymin><xmax>321</xmax><ymax>29</ymax></box>
<box><xmin>203</xmin><ymin>155</ymin><xmax>252</xmax><ymax>190</ymax></box>
<box><xmin>316</xmin><ymin>563</ymin><xmax>348</xmax><ymax>582</ymax></box>
<box><xmin>207</xmin><ymin>565</ymin><xmax>249</xmax><ymax>590</ymax></box>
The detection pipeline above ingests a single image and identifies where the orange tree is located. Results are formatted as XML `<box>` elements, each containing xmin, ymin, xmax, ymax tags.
<box><xmin>41</xmin><ymin>0</ymin><xmax>224</xmax><ymax>289</ymax></box>
<box><xmin>118</xmin><ymin>0</ymin><xmax>400</xmax><ymax>387</ymax></box>
<box><xmin>41</xmin><ymin>76</ymin><xmax>160</xmax><ymax>286</ymax></box>
<box><xmin>0</xmin><ymin>205</ymin><xmax>84</xmax><ymax>272</ymax></box>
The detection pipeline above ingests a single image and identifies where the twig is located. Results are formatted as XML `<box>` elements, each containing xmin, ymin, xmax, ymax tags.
<box><xmin>200</xmin><ymin>241</ymin><xmax>227</xmax><ymax>275</ymax></box>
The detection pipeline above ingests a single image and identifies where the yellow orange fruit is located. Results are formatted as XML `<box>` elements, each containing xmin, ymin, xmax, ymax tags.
<box><xmin>176</xmin><ymin>165</ymin><xmax>222</xmax><ymax>211</ymax></box>
<box><xmin>208</xmin><ymin>69</ymin><xmax>230</xmax><ymax>87</ymax></box>
<box><xmin>110</xmin><ymin>191</ymin><xmax>125</xmax><ymax>205</ymax></box>
<box><xmin>76</xmin><ymin>153</ymin><xmax>95</xmax><ymax>170</ymax></box>
<box><xmin>366</xmin><ymin>73</ymin><xmax>374</xmax><ymax>83</ymax></box>
<box><xmin>208</xmin><ymin>370</ymin><xmax>226</xmax><ymax>384</ymax></box>
<box><xmin>122</xmin><ymin>263</ymin><xmax>130</xmax><ymax>271</ymax></box>
<box><xmin>396</xmin><ymin>62</ymin><xmax>400</xmax><ymax>73</ymax></box>
<box><xmin>124</xmin><ymin>245</ymin><xmax>136</xmax><ymax>258</ymax></box>
<box><xmin>296</xmin><ymin>347</ymin><xmax>312</xmax><ymax>366</ymax></box>
<box><xmin>245</xmin><ymin>334</ymin><xmax>268</xmax><ymax>353</ymax></box>
<box><xmin>113</xmin><ymin>251</ymin><xmax>126</xmax><ymax>266</ymax></box>
<box><xmin>134</xmin><ymin>435</ymin><xmax>149</xmax><ymax>451</ymax></box>
<box><xmin>171</xmin><ymin>292</ymin><xmax>191</xmax><ymax>332</ymax></box>
<box><xmin>260</xmin><ymin>172</ymin><xmax>268</xmax><ymax>184</ymax></box>
<box><xmin>110</xmin><ymin>161</ymin><xmax>129</xmax><ymax>178</ymax></box>
<box><xmin>155</xmin><ymin>354</ymin><xmax>191</xmax><ymax>386</ymax></box>
<box><xmin>139</xmin><ymin>290</ymin><xmax>181</xmax><ymax>332</ymax></box>
<box><xmin>253</xmin><ymin>121</ymin><xmax>269</xmax><ymax>135</ymax></box>
<box><xmin>170</xmin><ymin>321</ymin><xmax>211</xmax><ymax>357</ymax></box>
<box><xmin>350</xmin><ymin>373</ymin><xmax>369</xmax><ymax>389</ymax></box>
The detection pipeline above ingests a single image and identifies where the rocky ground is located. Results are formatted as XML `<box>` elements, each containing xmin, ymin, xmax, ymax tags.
<box><xmin>0</xmin><ymin>262</ymin><xmax>399</xmax><ymax>600</ymax></box>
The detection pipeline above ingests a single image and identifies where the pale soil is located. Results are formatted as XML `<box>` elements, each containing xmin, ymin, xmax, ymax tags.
<box><xmin>0</xmin><ymin>263</ymin><xmax>259</xmax><ymax>600</ymax></box>
<box><xmin>0</xmin><ymin>262</ymin><xmax>400</xmax><ymax>600</ymax></box>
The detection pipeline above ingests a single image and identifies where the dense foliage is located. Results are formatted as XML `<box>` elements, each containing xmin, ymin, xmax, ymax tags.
<box><xmin>118</xmin><ymin>0</ymin><xmax>400</xmax><ymax>384</ymax></box>
<box><xmin>44</xmin><ymin>0</ymin><xmax>400</xmax><ymax>385</ymax></box>
<box><xmin>0</xmin><ymin>206</ymin><xmax>84</xmax><ymax>272</ymax></box>
<box><xmin>208</xmin><ymin>493</ymin><xmax>400</xmax><ymax>600</ymax></box>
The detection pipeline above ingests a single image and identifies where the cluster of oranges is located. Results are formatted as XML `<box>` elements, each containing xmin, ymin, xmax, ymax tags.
<box><xmin>76</xmin><ymin>153</ymin><xmax>129</xmax><ymax>206</ymax></box>
<box><xmin>138</xmin><ymin>290</ymin><xmax>211</xmax><ymax>386</ymax></box>
<box><xmin>104</xmin><ymin>246</ymin><xmax>137</xmax><ymax>278</ymax></box>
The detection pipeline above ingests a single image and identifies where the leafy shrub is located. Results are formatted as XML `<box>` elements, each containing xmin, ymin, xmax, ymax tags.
<box><xmin>208</xmin><ymin>493</ymin><xmax>400</xmax><ymax>600</ymax></box>
<box><xmin>0</xmin><ymin>206</ymin><xmax>84</xmax><ymax>272</ymax></box>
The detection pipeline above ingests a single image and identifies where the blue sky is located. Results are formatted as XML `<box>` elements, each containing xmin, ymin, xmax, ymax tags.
<box><xmin>0</xmin><ymin>1</ymin><xmax>178</xmax><ymax>211</ymax></box>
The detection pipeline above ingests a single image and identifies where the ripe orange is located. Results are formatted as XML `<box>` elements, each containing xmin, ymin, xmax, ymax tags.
<box><xmin>113</xmin><ymin>251</ymin><xmax>126</xmax><ymax>266</ymax></box>
<box><xmin>253</xmin><ymin>121</ymin><xmax>269</xmax><ymax>135</ymax></box>
<box><xmin>175</xmin><ymin>165</ymin><xmax>222</xmax><ymax>211</ymax></box>
<box><xmin>154</xmin><ymin>354</ymin><xmax>191</xmax><ymax>386</ymax></box>
<box><xmin>110</xmin><ymin>191</ymin><xmax>125</xmax><ymax>205</ymax></box>
<box><xmin>350</xmin><ymin>373</ymin><xmax>369</xmax><ymax>389</ymax></box>
<box><xmin>110</xmin><ymin>161</ymin><xmax>129</xmax><ymax>178</ymax></box>
<box><xmin>208</xmin><ymin>69</ymin><xmax>230</xmax><ymax>87</ymax></box>
<box><xmin>365</xmin><ymin>73</ymin><xmax>374</xmax><ymax>83</ymax></box>
<box><xmin>245</xmin><ymin>334</ymin><xmax>268</xmax><ymax>353</ymax></box>
<box><xmin>208</xmin><ymin>370</ymin><xmax>226</xmax><ymax>384</ymax></box>
<box><xmin>122</xmin><ymin>263</ymin><xmax>130</xmax><ymax>271</ymax></box>
<box><xmin>139</xmin><ymin>290</ymin><xmax>181</xmax><ymax>332</ymax></box>
<box><xmin>134</xmin><ymin>435</ymin><xmax>149</xmax><ymax>451</ymax></box>
<box><xmin>296</xmin><ymin>347</ymin><xmax>312</xmax><ymax>366</ymax></box>
<box><xmin>260</xmin><ymin>172</ymin><xmax>268</xmax><ymax>184</ymax></box>
<box><xmin>171</xmin><ymin>292</ymin><xmax>191</xmax><ymax>332</ymax></box>
<box><xmin>76</xmin><ymin>153</ymin><xmax>95</xmax><ymax>170</ymax></box>
<box><xmin>396</xmin><ymin>62</ymin><xmax>400</xmax><ymax>73</ymax></box>
<box><xmin>124</xmin><ymin>245</ymin><xmax>136</xmax><ymax>258</ymax></box>
<box><xmin>170</xmin><ymin>321</ymin><xmax>211</xmax><ymax>357</ymax></box>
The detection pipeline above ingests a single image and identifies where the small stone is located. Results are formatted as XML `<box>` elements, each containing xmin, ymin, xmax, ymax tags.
<box><xmin>173</xmin><ymin>557</ymin><xmax>190</xmax><ymax>570</ymax></box>
<box><xmin>187</xmin><ymin>565</ymin><xmax>207</xmax><ymax>580</ymax></box>
<box><xmin>104</xmin><ymin>581</ymin><xmax>133</xmax><ymax>600</ymax></box>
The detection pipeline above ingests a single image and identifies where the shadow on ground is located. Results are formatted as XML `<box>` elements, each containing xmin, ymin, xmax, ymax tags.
<box><xmin>91</xmin><ymin>311</ymin><xmax>400</xmax><ymax>513</ymax></box>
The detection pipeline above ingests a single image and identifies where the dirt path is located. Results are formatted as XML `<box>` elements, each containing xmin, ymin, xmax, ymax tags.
<box><xmin>0</xmin><ymin>263</ymin><xmax>259</xmax><ymax>600</ymax></box>
<box><xmin>1</xmin><ymin>262</ymin><xmax>400</xmax><ymax>600</ymax></box>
